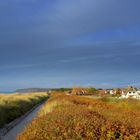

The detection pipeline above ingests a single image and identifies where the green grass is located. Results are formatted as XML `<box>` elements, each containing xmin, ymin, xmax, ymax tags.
<box><xmin>0</xmin><ymin>92</ymin><xmax>48</xmax><ymax>128</ymax></box>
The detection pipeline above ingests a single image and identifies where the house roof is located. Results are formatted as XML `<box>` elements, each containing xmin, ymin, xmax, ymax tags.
<box><xmin>122</xmin><ymin>86</ymin><xmax>137</xmax><ymax>94</ymax></box>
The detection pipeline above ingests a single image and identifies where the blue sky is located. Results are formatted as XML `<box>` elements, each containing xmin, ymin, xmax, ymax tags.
<box><xmin>0</xmin><ymin>0</ymin><xmax>140</xmax><ymax>91</ymax></box>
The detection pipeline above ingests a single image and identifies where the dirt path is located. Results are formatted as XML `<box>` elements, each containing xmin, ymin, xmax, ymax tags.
<box><xmin>1</xmin><ymin>103</ymin><xmax>44</xmax><ymax>140</ymax></box>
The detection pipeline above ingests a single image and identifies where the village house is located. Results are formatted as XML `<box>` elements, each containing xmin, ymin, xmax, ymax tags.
<box><xmin>109</xmin><ymin>86</ymin><xmax>140</xmax><ymax>99</ymax></box>
<box><xmin>109</xmin><ymin>90</ymin><xmax>116</xmax><ymax>95</ymax></box>
<box><xmin>109</xmin><ymin>89</ymin><xmax>122</xmax><ymax>95</ymax></box>
<box><xmin>98</xmin><ymin>89</ymin><xmax>108</xmax><ymax>96</ymax></box>
<box><xmin>71</xmin><ymin>87</ymin><xmax>89</xmax><ymax>95</ymax></box>
<box><xmin>119</xmin><ymin>87</ymin><xmax>140</xmax><ymax>99</ymax></box>
<box><xmin>71</xmin><ymin>87</ymin><xmax>100</xmax><ymax>96</ymax></box>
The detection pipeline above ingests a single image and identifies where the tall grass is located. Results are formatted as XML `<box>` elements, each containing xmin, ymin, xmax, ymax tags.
<box><xmin>0</xmin><ymin>92</ymin><xmax>48</xmax><ymax>128</ymax></box>
<box><xmin>17</xmin><ymin>94</ymin><xmax>140</xmax><ymax>140</ymax></box>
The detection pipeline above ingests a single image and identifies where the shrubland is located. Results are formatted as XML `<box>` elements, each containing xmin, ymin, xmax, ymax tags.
<box><xmin>0</xmin><ymin>92</ymin><xmax>48</xmax><ymax>128</ymax></box>
<box><xmin>17</xmin><ymin>93</ymin><xmax>140</xmax><ymax>140</ymax></box>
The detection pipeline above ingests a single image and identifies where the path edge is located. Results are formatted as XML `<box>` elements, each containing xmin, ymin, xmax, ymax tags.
<box><xmin>0</xmin><ymin>100</ymin><xmax>47</xmax><ymax>139</ymax></box>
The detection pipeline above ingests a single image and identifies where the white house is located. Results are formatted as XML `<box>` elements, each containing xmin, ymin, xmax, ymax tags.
<box><xmin>110</xmin><ymin>90</ymin><xmax>116</xmax><ymax>95</ymax></box>
<box><xmin>120</xmin><ymin>88</ymin><xmax>140</xmax><ymax>99</ymax></box>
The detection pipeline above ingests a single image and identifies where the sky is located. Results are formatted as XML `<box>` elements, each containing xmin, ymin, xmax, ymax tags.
<box><xmin>0</xmin><ymin>0</ymin><xmax>140</xmax><ymax>91</ymax></box>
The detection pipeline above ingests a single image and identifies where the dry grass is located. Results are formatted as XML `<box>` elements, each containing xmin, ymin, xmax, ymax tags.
<box><xmin>0</xmin><ymin>92</ymin><xmax>48</xmax><ymax>128</ymax></box>
<box><xmin>17</xmin><ymin>94</ymin><xmax>140</xmax><ymax>140</ymax></box>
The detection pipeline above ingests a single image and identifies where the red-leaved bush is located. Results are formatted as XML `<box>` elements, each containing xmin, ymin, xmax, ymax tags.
<box><xmin>17</xmin><ymin>94</ymin><xmax>140</xmax><ymax>140</ymax></box>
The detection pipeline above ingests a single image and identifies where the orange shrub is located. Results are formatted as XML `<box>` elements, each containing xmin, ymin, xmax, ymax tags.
<box><xmin>17</xmin><ymin>94</ymin><xmax>140</xmax><ymax>140</ymax></box>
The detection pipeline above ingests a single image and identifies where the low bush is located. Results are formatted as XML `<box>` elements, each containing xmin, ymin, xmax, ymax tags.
<box><xmin>17</xmin><ymin>94</ymin><xmax>140</xmax><ymax>140</ymax></box>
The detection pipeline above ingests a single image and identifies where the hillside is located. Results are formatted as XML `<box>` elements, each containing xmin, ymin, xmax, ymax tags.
<box><xmin>15</xmin><ymin>88</ymin><xmax>51</xmax><ymax>93</ymax></box>
<box><xmin>17</xmin><ymin>94</ymin><xmax>140</xmax><ymax>140</ymax></box>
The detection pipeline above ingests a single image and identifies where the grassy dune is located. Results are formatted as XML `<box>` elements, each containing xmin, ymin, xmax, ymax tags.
<box><xmin>0</xmin><ymin>92</ymin><xmax>48</xmax><ymax>128</ymax></box>
<box><xmin>17</xmin><ymin>94</ymin><xmax>140</xmax><ymax>140</ymax></box>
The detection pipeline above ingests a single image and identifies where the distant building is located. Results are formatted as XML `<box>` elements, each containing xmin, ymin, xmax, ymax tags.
<box><xmin>72</xmin><ymin>87</ymin><xmax>89</xmax><ymax>95</ymax></box>
<box><xmin>109</xmin><ymin>86</ymin><xmax>140</xmax><ymax>99</ymax></box>
<box><xmin>120</xmin><ymin>87</ymin><xmax>140</xmax><ymax>99</ymax></box>
<box><xmin>98</xmin><ymin>90</ymin><xmax>108</xmax><ymax>96</ymax></box>
<box><xmin>120</xmin><ymin>90</ymin><xmax>140</xmax><ymax>99</ymax></box>
<box><xmin>109</xmin><ymin>90</ymin><xmax>116</xmax><ymax>95</ymax></box>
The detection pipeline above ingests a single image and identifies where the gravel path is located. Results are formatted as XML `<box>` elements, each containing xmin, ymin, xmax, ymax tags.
<box><xmin>1</xmin><ymin>103</ymin><xmax>44</xmax><ymax>140</ymax></box>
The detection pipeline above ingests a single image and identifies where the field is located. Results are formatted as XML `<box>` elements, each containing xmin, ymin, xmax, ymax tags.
<box><xmin>0</xmin><ymin>92</ymin><xmax>48</xmax><ymax>128</ymax></box>
<box><xmin>17</xmin><ymin>93</ymin><xmax>140</xmax><ymax>140</ymax></box>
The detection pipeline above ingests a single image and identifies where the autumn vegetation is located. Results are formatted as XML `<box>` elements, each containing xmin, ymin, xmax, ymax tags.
<box><xmin>0</xmin><ymin>92</ymin><xmax>48</xmax><ymax>128</ymax></box>
<box><xmin>71</xmin><ymin>87</ymin><xmax>99</xmax><ymax>96</ymax></box>
<box><xmin>17</xmin><ymin>93</ymin><xmax>140</xmax><ymax>140</ymax></box>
